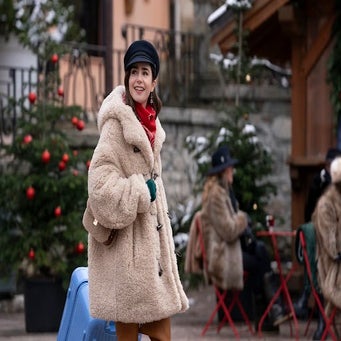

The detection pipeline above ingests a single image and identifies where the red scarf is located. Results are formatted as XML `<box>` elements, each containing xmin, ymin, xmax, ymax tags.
<box><xmin>135</xmin><ymin>103</ymin><xmax>156</xmax><ymax>147</ymax></box>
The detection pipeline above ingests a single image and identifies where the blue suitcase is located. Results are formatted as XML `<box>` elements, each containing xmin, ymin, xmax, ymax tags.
<box><xmin>57</xmin><ymin>267</ymin><xmax>142</xmax><ymax>341</ymax></box>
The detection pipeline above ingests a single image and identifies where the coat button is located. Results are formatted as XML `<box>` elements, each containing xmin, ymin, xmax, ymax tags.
<box><xmin>133</xmin><ymin>146</ymin><xmax>140</xmax><ymax>153</ymax></box>
<box><xmin>158</xmin><ymin>264</ymin><xmax>163</xmax><ymax>277</ymax></box>
<box><xmin>156</xmin><ymin>223</ymin><xmax>163</xmax><ymax>231</ymax></box>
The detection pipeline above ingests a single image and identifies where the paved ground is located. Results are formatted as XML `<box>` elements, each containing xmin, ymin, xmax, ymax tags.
<box><xmin>0</xmin><ymin>285</ymin><xmax>322</xmax><ymax>340</ymax></box>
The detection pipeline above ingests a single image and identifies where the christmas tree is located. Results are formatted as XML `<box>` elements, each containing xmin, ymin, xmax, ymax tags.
<box><xmin>186</xmin><ymin>104</ymin><xmax>276</xmax><ymax>228</ymax></box>
<box><xmin>0</xmin><ymin>0</ymin><xmax>89</xmax><ymax>289</ymax></box>
<box><xmin>0</xmin><ymin>56</ymin><xmax>90</xmax><ymax>288</ymax></box>
<box><xmin>185</xmin><ymin>0</ymin><xmax>276</xmax><ymax>227</ymax></box>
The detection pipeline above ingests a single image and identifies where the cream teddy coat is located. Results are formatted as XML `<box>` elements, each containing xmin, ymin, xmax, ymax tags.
<box><xmin>83</xmin><ymin>85</ymin><xmax>188</xmax><ymax>324</ymax></box>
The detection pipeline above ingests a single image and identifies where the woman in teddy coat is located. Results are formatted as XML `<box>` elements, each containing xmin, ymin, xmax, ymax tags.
<box><xmin>313</xmin><ymin>156</ymin><xmax>341</xmax><ymax>316</ymax></box>
<box><xmin>200</xmin><ymin>145</ymin><xmax>289</xmax><ymax>330</ymax></box>
<box><xmin>82</xmin><ymin>40</ymin><xmax>188</xmax><ymax>341</ymax></box>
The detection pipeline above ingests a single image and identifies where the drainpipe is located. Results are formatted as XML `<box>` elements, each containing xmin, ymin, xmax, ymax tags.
<box><xmin>104</xmin><ymin>0</ymin><xmax>113</xmax><ymax>96</ymax></box>
<box><xmin>174</xmin><ymin>0</ymin><xmax>181</xmax><ymax>60</ymax></box>
<box><xmin>235</xmin><ymin>11</ymin><xmax>243</xmax><ymax>107</ymax></box>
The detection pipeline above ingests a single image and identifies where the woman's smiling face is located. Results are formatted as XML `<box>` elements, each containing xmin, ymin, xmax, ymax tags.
<box><xmin>128</xmin><ymin>62</ymin><xmax>156</xmax><ymax>107</ymax></box>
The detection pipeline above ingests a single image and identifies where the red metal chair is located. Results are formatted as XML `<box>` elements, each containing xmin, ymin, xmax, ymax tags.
<box><xmin>298</xmin><ymin>230</ymin><xmax>338</xmax><ymax>341</ymax></box>
<box><xmin>194</xmin><ymin>213</ymin><xmax>254</xmax><ymax>338</ymax></box>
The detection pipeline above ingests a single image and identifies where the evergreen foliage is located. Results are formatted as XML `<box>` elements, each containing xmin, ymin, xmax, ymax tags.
<box><xmin>0</xmin><ymin>70</ymin><xmax>90</xmax><ymax>289</ymax></box>
<box><xmin>0</xmin><ymin>0</ymin><xmax>88</xmax><ymax>289</ymax></box>
<box><xmin>186</xmin><ymin>104</ymin><xmax>276</xmax><ymax>228</ymax></box>
<box><xmin>0</xmin><ymin>0</ymin><xmax>15</xmax><ymax>39</ymax></box>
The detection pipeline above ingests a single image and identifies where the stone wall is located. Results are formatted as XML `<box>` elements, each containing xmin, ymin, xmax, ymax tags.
<box><xmin>162</xmin><ymin>89</ymin><xmax>291</xmax><ymax>215</ymax></box>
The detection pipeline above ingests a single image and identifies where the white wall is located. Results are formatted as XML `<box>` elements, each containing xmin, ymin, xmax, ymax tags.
<box><xmin>0</xmin><ymin>35</ymin><xmax>37</xmax><ymax>100</ymax></box>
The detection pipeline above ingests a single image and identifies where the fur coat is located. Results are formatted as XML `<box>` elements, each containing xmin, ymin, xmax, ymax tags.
<box><xmin>313</xmin><ymin>185</ymin><xmax>341</xmax><ymax>311</ymax></box>
<box><xmin>184</xmin><ymin>211</ymin><xmax>204</xmax><ymax>276</ymax></box>
<box><xmin>83</xmin><ymin>85</ymin><xmax>188</xmax><ymax>323</ymax></box>
<box><xmin>200</xmin><ymin>177</ymin><xmax>248</xmax><ymax>290</ymax></box>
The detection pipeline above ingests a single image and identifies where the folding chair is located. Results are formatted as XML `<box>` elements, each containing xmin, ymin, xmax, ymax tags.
<box><xmin>298</xmin><ymin>230</ymin><xmax>338</xmax><ymax>341</ymax></box>
<box><xmin>216</xmin><ymin>271</ymin><xmax>253</xmax><ymax>334</ymax></box>
<box><xmin>194</xmin><ymin>214</ymin><xmax>254</xmax><ymax>338</ymax></box>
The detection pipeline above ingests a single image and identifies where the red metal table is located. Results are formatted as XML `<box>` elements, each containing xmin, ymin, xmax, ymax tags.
<box><xmin>256</xmin><ymin>229</ymin><xmax>299</xmax><ymax>340</ymax></box>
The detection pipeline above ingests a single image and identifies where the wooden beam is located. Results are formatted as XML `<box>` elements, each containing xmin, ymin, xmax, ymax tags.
<box><xmin>302</xmin><ymin>14</ymin><xmax>336</xmax><ymax>77</ymax></box>
<box><xmin>211</xmin><ymin>0</ymin><xmax>290</xmax><ymax>53</ymax></box>
<box><xmin>246</xmin><ymin>0</ymin><xmax>290</xmax><ymax>31</ymax></box>
<box><xmin>103</xmin><ymin>0</ymin><xmax>113</xmax><ymax>95</ymax></box>
<box><xmin>278</xmin><ymin>5</ymin><xmax>304</xmax><ymax>37</ymax></box>
<box><xmin>290</xmin><ymin>31</ymin><xmax>307</xmax><ymax>162</ymax></box>
<box><xmin>290</xmin><ymin>31</ymin><xmax>307</xmax><ymax>229</ymax></box>
<box><xmin>211</xmin><ymin>0</ymin><xmax>270</xmax><ymax>46</ymax></box>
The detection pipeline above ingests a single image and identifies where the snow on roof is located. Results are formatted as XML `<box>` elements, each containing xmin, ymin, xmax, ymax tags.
<box><xmin>210</xmin><ymin>53</ymin><xmax>291</xmax><ymax>76</ymax></box>
<box><xmin>207</xmin><ymin>0</ymin><xmax>253</xmax><ymax>25</ymax></box>
<box><xmin>207</xmin><ymin>3</ymin><xmax>227</xmax><ymax>25</ymax></box>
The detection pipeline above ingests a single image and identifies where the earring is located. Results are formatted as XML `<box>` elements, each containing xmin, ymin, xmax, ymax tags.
<box><xmin>149</xmin><ymin>92</ymin><xmax>154</xmax><ymax>105</ymax></box>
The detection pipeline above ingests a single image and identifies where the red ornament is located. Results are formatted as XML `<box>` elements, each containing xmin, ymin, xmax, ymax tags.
<box><xmin>75</xmin><ymin>241</ymin><xmax>85</xmax><ymax>254</ymax></box>
<box><xmin>86</xmin><ymin>160</ymin><xmax>91</xmax><ymax>169</ymax></box>
<box><xmin>51</xmin><ymin>53</ymin><xmax>59</xmax><ymax>64</ymax></box>
<box><xmin>28</xmin><ymin>92</ymin><xmax>37</xmax><ymax>104</ymax></box>
<box><xmin>71</xmin><ymin>116</ymin><xmax>79</xmax><ymax>126</ymax></box>
<box><xmin>54</xmin><ymin>206</ymin><xmax>62</xmax><ymax>217</ymax></box>
<box><xmin>58</xmin><ymin>160</ymin><xmax>66</xmax><ymax>171</ymax></box>
<box><xmin>76</xmin><ymin>119</ymin><xmax>85</xmax><ymax>131</ymax></box>
<box><xmin>62</xmin><ymin>153</ymin><xmax>69</xmax><ymax>163</ymax></box>
<box><xmin>266</xmin><ymin>215</ymin><xmax>275</xmax><ymax>230</ymax></box>
<box><xmin>28</xmin><ymin>248</ymin><xmax>35</xmax><ymax>260</ymax></box>
<box><xmin>57</xmin><ymin>87</ymin><xmax>64</xmax><ymax>97</ymax></box>
<box><xmin>23</xmin><ymin>134</ymin><xmax>33</xmax><ymax>144</ymax></box>
<box><xmin>41</xmin><ymin>149</ymin><xmax>51</xmax><ymax>164</ymax></box>
<box><xmin>26</xmin><ymin>186</ymin><xmax>36</xmax><ymax>200</ymax></box>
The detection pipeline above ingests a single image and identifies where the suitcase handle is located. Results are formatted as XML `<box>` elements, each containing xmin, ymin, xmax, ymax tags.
<box><xmin>104</xmin><ymin>320</ymin><xmax>116</xmax><ymax>335</ymax></box>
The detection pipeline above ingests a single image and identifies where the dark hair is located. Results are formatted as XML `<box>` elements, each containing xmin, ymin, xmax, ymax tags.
<box><xmin>335</xmin><ymin>182</ymin><xmax>341</xmax><ymax>194</ymax></box>
<box><xmin>124</xmin><ymin>69</ymin><xmax>162</xmax><ymax>117</ymax></box>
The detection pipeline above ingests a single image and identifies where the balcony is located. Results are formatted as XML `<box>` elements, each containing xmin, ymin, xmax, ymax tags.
<box><xmin>0</xmin><ymin>24</ymin><xmax>206</xmax><ymax>146</ymax></box>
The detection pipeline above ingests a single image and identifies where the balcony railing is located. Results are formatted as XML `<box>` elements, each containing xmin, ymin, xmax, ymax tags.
<box><xmin>122</xmin><ymin>24</ymin><xmax>204</xmax><ymax>107</ymax></box>
<box><xmin>0</xmin><ymin>66</ymin><xmax>38</xmax><ymax>145</ymax></box>
<box><xmin>0</xmin><ymin>25</ymin><xmax>205</xmax><ymax>146</ymax></box>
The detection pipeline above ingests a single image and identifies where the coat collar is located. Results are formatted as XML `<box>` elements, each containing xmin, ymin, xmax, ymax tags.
<box><xmin>97</xmin><ymin>86</ymin><xmax>166</xmax><ymax>167</ymax></box>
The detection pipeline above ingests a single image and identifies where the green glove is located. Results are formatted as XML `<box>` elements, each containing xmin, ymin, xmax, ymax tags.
<box><xmin>146</xmin><ymin>178</ymin><xmax>156</xmax><ymax>202</ymax></box>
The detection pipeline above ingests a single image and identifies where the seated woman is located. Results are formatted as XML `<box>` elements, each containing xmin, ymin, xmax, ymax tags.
<box><xmin>200</xmin><ymin>145</ymin><xmax>290</xmax><ymax>330</ymax></box>
<box><xmin>313</xmin><ymin>156</ymin><xmax>341</xmax><ymax>322</ymax></box>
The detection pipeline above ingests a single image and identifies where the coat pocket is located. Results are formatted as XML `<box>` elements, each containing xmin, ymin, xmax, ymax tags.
<box><xmin>82</xmin><ymin>199</ymin><xmax>116</xmax><ymax>245</ymax></box>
